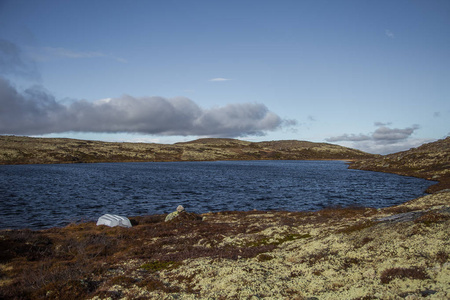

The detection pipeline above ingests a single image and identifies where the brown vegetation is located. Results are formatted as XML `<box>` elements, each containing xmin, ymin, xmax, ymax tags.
<box><xmin>0</xmin><ymin>135</ymin><xmax>375</xmax><ymax>165</ymax></box>
<box><xmin>0</xmin><ymin>192</ymin><xmax>448</xmax><ymax>299</ymax></box>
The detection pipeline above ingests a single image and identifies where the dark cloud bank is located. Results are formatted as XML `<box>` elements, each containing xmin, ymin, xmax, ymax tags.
<box><xmin>0</xmin><ymin>38</ymin><xmax>293</xmax><ymax>137</ymax></box>
<box><xmin>0</xmin><ymin>77</ymin><xmax>292</xmax><ymax>137</ymax></box>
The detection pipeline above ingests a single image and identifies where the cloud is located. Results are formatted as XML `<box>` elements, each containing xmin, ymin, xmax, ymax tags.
<box><xmin>0</xmin><ymin>39</ymin><xmax>291</xmax><ymax>138</ymax></box>
<box><xmin>31</xmin><ymin>46</ymin><xmax>127</xmax><ymax>63</ymax></box>
<box><xmin>326</xmin><ymin>124</ymin><xmax>421</xmax><ymax>154</ymax></box>
<box><xmin>385</xmin><ymin>29</ymin><xmax>395</xmax><ymax>39</ymax></box>
<box><xmin>0</xmin><ymin>78</ymin><xmax>69</xmax><ymax>134</ymax></box>
<box><xmin>372</xmin><ymin>125</ymin><xmax>420</xmax><ymax>141</ymax></box>
<box><xmin>0</xmin><ymin>39</ymin><xmax>40</xmax><ymax>80</ymax></box>
<box><xmin>326</xmin><ymin>133</ymin><xmax>371</xmax><ymax>142</ymax></box>
<box><xmin>0</xmin><ymin>77</ymin><xmax>291</xmax><ymax>137</ymax></box>
<box><xmin>307</xmin><ymin>115</ymin><xmax>316</xmax><ymax>122</ymax></box>
<box><xmin>347</xmin><ymin>139</ymin><xmax>432</xmax><ymax>155</ymax></box>
<box><xmin>209</xmin><ymin>78</ymin><xmax>231</xmax><ymax>82</ymax></box>
<box><xmin>374</xmin><ymin>121</ymin><xmax>392</xmax><ymax>127</ymax></box>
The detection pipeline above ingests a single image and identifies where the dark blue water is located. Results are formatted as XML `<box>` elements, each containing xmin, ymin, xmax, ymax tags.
<box><xmin>0</xmin><ymin>160</ymin><xmax>435</xmax><ymax>230</ymax></box>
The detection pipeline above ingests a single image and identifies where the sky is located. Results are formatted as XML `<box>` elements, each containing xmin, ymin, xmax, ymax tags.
<box><xmin>0</xmin><ymin>0</ymin><xmax>449</xmax><ymax>154</ymax></box>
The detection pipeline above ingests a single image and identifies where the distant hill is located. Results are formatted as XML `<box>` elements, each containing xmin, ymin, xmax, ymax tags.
<box><xmin>349</xmin><ymin>137</ymin><xmax>450</xmax><ymax>193</ymax></box>
<box><xmin>0</xmin><ymin>135</ymin><xmax>375</xmax><ymax>165</ymax></box>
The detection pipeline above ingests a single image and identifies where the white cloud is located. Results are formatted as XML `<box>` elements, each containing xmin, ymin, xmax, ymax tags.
<box><xmin>385</xmin><ymin>29</ymin><xmax>395</xmax><ymax>39</ymax></box>
<box><xmin>209</xmin><ymin>77</ymin><xmax>231</xmax><ymax>82</ymax></box>
<box><xmin>374</xmin><ymin>121</ymin><xmax>392</xmax><ymax>127</ymax></box>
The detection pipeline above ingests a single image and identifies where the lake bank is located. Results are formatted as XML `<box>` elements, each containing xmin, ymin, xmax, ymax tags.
<box><xmin>1</xmin><ymin>190</ymin><xmax>449</xmax><ymax>299</ymax></box>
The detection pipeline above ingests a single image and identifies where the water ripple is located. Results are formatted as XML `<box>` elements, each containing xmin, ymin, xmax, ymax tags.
<box><xmin>0</xmin><ymin>160</ymin><xmax>436</xmax><ymax>230</ymax></box>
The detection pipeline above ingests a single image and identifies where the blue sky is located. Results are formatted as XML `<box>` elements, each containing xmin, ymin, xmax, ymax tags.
<box><xmin>0</xmin><ymin>0</ymin><xmax>449</xmax><ymax>154</ymax></box>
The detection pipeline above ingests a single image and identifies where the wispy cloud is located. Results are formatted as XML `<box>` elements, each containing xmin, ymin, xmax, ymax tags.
<box><xmin>0</xmin><ymin>77</ymin><xmax>295</xmax><ymax>137</ymax></box>
<box><xmin>0</xmin><ymin>39</ymin><xmax>40</xmax><ymax>80</ymax></box>
<box><xmin>307</xmin><ymin>115</ymin><xmax>318</xmax><ymax>122</ymax></box>
<box><xmin>374</xmin><ymin>121</ymin><xmax>392</xmax><ymax>127</ymax></box>
<box><xmin>31</xmin><ymin>46</ymin><xmax>127</xmax><ymax>63</ymax></box>
<box><xmin>385</xmin><ymin>29</ymin><xmax>395</xmax><ymax>39</ymax></box>
<box><xmin>209</xmin><ymin>77</ymin><xmax>231</xmax><ymax>82</ymax></box>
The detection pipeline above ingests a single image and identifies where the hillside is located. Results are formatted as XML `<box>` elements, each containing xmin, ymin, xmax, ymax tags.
<box><xmin>349</xmin><ymin>137</ymin><xmax>450</xmax><ymax>193</ymax></box>
<box><xmin>0</xmin><ymin>135</ymin><xmax>375</xmax><ymax>165</ymax></box>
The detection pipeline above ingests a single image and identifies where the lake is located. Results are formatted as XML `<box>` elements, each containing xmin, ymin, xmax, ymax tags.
<box><xmin>0</xmin><ymin>160</ymin><xmax>436</xmax><ymax>230</ymax></box>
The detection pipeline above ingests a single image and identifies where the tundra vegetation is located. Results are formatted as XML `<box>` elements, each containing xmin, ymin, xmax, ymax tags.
<box><xmin>0</xmin><ymin>136</ymin><xmax>375</xmax><ymax>165</ymax></box>
<box><xmin>0</xmin><ymin>136</ymin><xmax>448</xmax><ymax>299</ymax></box>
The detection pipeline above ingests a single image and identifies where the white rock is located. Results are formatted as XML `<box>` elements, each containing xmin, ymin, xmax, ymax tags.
<box><xmin>96</xmin><ymin>214</ymin><xmax>132</xmax><ymax>228</ymax></box>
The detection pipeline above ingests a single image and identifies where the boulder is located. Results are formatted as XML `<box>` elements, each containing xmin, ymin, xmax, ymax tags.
<box><xmin>96</xmin><ymin>214</ymin><xmax>132</xmax><ymax>228</ymax></box>
<box><xmin>165</xmin><ymin>205</ymin><xmax>185</xmax><ymax>222</ymax></box>
<box><xmin>165</xmin><ymin>205</ymin><xmax>202</xmax><ymax>222</ymax></box>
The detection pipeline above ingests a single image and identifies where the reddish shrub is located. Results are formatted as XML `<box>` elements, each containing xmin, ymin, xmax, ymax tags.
<box><xmin>380</xmin><ymin>267</ymin><xmax>429</xmax><ymax>284</ymax></box>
